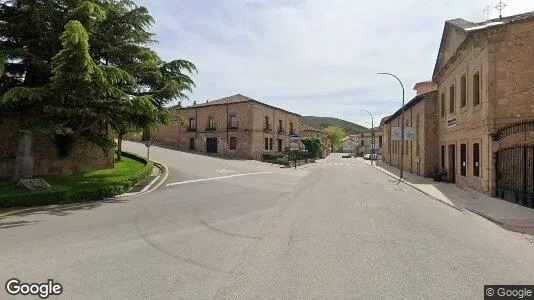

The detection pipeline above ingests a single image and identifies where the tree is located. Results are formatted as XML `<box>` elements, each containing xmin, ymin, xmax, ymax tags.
<box><xmin>301</xmin><ymin>138</ymin><xmax>322</xmax><ymax>158</ymax></box>
<box><xmin>325</xmin><ymin>126</ymin><xmax>346</xmax><ymax>151</ymax></box>
<box><xmin>0</xmin><ymin>0</ymin><xmax>197</xmax><ymax>177</ymax></box>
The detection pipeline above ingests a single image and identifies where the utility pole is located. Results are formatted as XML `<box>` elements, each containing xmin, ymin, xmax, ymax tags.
<box><xmin>495</xmin><ymin>0</ymin><xmax>506</xmax><ymax>18</ymax></box>
<box><xmin>378</xmin><ymin>72</ymin><xmax>405</xmax><ymax>181</ymax></box>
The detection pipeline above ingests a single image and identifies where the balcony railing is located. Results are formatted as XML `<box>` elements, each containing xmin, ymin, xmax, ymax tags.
<box><xmin>277</xmin><ymin>126</ymin><xmax>285</xmax><ymax>133</ymax></box>
<box><xmin>206</xmin><ymin>122</ymin><xmax>217</xmax><ymax>131</ymax></box>
<box><xmin>263</xmin><ymin>123</ymin><xmax>272</xmax><ymax>132</ymax></box>
<box><xmin>187</xmin><ymin>126</ymin><xmax>197</xmax><ymax>132</ymax></box>
<box><xmin>228</xmin><ymin>121</ymin><xmax>239</xmax><ymax>129</ymax></box>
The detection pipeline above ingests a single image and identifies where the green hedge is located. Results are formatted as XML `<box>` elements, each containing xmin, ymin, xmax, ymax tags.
<box><xmin>0</xmin><ymin>152</ymin><xmax>154</xmax><ymax>208</ymax></box>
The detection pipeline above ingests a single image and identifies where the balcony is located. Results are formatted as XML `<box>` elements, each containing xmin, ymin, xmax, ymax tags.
<box><xmin>277</xmin><ymin>126</ymin><xmax>285</xmax><ymax>134</ymax></box>
<box><xmin>186</xmin><ymin>126</ymin><xmax>197</xmax><ymax>132</ymax></box>
<box><xmin>206</xmin><ymin>122</ymin><xmax>217</xmax><ymax>131</ymax></box>
<box><xmin>263</xmin><ymin>123</ymin><xmax>272</xmax><ymax>132</ymax></box>
<box><xmin>228</xmin><ymin>121</ymin><xmax>239</xmax><ymax>130</ymax></box>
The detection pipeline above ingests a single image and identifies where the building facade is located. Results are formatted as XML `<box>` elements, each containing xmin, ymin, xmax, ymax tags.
<box><xmin>433</xmin><ymin>12</ymin><xmax>534</xmax><ymax>204</ymax></box>
<box><xmin>356</xmin><ymin>127</ymin><xmax>383</xmax><ymax>155</ymax></box>
<box><xmin>382</xmin><ymin>83</ymin><xmax>439</xmax><ymax>177</ymax></box>
<box><xmin>299</xmin><ymin>124</ymin><xmax>332</xmax><ymax>157</ymax></box>
<box><xmin>151</xmin><ymin>94</ymin><xmax>301</xmax><ymax>160</ymax></box>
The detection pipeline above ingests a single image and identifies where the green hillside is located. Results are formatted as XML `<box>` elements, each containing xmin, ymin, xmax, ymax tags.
<box><xmin>300</xmin><ymin>116</ymin><xmax>368</xmax><ymax>134</ymax></box>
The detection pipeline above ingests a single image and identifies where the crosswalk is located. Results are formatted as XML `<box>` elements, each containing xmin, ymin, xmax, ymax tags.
<box><xmin>316</xmin><ymin>162</ymin><xmax>367</xmax><ymax>167</ymax></box>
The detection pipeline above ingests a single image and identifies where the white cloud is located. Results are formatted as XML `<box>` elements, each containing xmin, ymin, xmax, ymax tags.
<box><xmin>136</xmin><ymin>0</ymin><xmax>534</xmax><ymax>125</ymax></box>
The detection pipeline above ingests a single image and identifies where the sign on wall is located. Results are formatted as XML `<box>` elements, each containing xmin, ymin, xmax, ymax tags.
<box><xmin>447</xmin><ymin>116</ymin><xmax>457</xmax><ymax>128</ymax></box>
<box><xmin>391</xmin><ymin>127</ymin><xmax>415</xmax><ymax>140</ymax></box>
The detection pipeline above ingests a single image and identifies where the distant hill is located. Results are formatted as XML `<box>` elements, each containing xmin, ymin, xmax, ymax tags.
<box><xmin>300</xmin><ymin>116</ymin><xmax>368</xmax><ymax>135</ymax></box>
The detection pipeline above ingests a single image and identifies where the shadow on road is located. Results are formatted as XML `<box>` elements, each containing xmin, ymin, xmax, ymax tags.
<box><xmin>0</xmin><ymin>198</ymin><xmax>129</xmax><ymax>220</ymax></box>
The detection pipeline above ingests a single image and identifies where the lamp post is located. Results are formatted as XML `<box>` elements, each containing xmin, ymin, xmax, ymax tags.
<box><xmin>378</xmin><ymin>72</ymin><xmax>405</xmax><ymax>181</ymax></box>
<box><xmin>360</xmin><ymin>110</ymin><xmax>374</xmax><ymax>165</ymax></box>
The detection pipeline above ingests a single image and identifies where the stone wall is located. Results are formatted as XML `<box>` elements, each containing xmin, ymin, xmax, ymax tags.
<box><xmin>150</xmin><ymin>100</ymin><xmax>300</xmax><ymax>160</ymax></box>
<box><xmin>0</xmin><ymin>116</ymin><xmax>114</xmax><ymax>178</ymax></box>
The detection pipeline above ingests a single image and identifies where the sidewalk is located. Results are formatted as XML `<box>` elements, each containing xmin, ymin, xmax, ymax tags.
<box><xmin>370</xmin><ymin>160</ymin><xmax>534</xmax><ymax>235</ymax></box>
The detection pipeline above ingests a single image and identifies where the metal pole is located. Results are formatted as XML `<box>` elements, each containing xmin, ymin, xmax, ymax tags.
<box><xmin>378</xmin><ymin>72</ymin><xmax>405</xmax><ymax>181</ymax></box>
<box><xmin>360</xmin><ymin>110</ymin><xmax>374</xmax><ymax>165</ymax></box>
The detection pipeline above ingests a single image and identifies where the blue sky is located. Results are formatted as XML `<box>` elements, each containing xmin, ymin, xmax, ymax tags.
<box><xmin>136</xmin><ymin>0</ymin><xmax>534</xmax><ymax>126</ymax></box>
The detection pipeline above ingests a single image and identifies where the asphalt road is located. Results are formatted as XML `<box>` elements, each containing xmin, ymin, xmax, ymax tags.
<box><xmin>1</xmin><ymin>142</ymin><xmax>533</xmax><ymax>299</ymax></box>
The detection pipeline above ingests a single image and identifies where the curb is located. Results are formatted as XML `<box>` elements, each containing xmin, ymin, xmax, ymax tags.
<box><xmin>370</xmin><ymin>164</ymin><xmax>462</xmax><ymax>211</ymax></box>
<box><xmin>0</xmin><ymin>161</ymin><xmax>169</xmax><ymax>219</ymax></box>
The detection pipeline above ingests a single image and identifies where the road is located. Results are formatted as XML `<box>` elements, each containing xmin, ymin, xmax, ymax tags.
<box><xmin>1</xmin><ymin>141</ymin><xmax>533</xmax><ymax>299</ymax></box>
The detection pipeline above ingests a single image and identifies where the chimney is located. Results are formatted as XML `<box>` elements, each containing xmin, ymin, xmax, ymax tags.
<box><xmin>413</xmin><ymin>81</ymin><xmax>437</xmax><ymax>95</ymax></box>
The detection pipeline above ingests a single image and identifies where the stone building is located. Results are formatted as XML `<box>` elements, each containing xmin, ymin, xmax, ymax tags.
<box><xmin>382</xmin><ymin>82</ymin><xmax>439</xmax><ymax>177</ymax></box>
<box><xmin>355</xmin><ymin>127</ymin><xmax>383</xmax><ymax>155</ymax></box>
<box><xmin>150</xmin><ymin>94</ymin><xmax>301</xmax><ymax>160</ymax></box>
<box><xmin>299</xmin><ymin>124</ymin><xmax>331</xmax><ymax>157</ymax></box>
<box><xmin>433</xmin><ymin>12</ymin><xmax>534</xmax><ymax>205</ymax></box>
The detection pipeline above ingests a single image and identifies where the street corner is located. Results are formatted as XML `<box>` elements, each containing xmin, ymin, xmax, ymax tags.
<box><xmin>117</xmin><ymin>161</ymin><xmax>169</xmax><ymax>198</ymax></box>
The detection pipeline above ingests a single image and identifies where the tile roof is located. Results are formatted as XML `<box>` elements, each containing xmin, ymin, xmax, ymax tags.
<box><xmin>172</xmin><ymin>94</ymin><xmax>300</xmax><ymax>117</ymax></box>
<box><xmin>188</xmin><ymin>94</ymin><xmax>253</xmax><ymax>108</ymax></box>
<box><xmin>299</xmin><ymin>124</ymin><xmax>324</xmax><ymax>132</ymax></box>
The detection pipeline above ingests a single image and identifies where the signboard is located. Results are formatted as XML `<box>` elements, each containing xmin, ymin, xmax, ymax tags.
<box><xmin>289</xmin><ymin>134</ymin><xmax>300</xmax><ymax>151</ymax></box>
<box><xmin>391</xmin><ymin>127</ymin><xmax>402</xmax><ymax>140</ymax></box>
<box><xmin>404</xmin><ymin>127</ymin><xmax>415</xmax><ymax>140</ymax></box>
<box><xmin>447</xmin><ymin>116</ymin><xmax>457</xmax><ymax>128</ymax></box>
<box><xmin>392</xmin><ymin>127</ymin><xmax>415</xmax><ymax>140</ymax></box>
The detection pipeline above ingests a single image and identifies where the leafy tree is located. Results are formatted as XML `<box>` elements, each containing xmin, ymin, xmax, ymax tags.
<box><xmin>0</xmin><ymin>0</ymin><xmax>197</xmax><ymax>177</ymax></box>
<box><xmin>301</xmin><ymin>138</ymin><xmax>322</xmax><ymax>158</ymax></box>
<box><xmin>325</xmin><ymin>126</ymin><xmax>346</xmax><ymax>151</ymax></box>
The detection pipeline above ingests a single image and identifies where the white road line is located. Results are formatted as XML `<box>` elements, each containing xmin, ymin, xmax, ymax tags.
<box><xmin>216</xmin><ymin>169</ymin><xmax>236</xmax><ymax>173</ymax></box>
<box><xmin>166</xmin><ymin>172</ymin><xmax>273</xmax><ymax>187</ymax></box>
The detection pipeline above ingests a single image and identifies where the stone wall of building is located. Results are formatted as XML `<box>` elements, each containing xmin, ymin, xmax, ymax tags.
<box><xmin>150</xmin><ymin>99</ymin><xmax>300</xmax><ymax>160</ymax></box>
<box><xmin>435</xmin><ymin>18</ymin><xmax>534</xmax><ymax>195</ymax></box>
<box><xmin>0</xmin><ymin>116</ymin><xmax>114</xmax><ymax>178</ymax></box>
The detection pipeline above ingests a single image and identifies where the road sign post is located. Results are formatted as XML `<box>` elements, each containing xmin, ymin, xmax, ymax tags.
<box><xmin>289</xmin><ymin>134</ymin><xmax>300</xmax><ymax>169</ymax></box>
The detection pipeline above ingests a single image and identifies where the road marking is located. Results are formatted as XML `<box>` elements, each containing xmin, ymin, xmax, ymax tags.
<box><xmin>166</xmin><ymin>172</ymin><xmax>273</xmax><ymax>187</ymax></box>
<box><xmin>216</xmin><ymin>169</ymin><xmax>236</xmax><ymax>173</ymax></box>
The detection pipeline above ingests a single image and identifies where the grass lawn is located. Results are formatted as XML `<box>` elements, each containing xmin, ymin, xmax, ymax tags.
<box><xmin>0</xmin><ymin>156</ymin><xmax>150</xmax><ymax>208</ymax></box>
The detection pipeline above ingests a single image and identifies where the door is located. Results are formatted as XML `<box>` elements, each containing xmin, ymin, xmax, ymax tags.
<box><xmin>277</xmin><ymin>139</ymin><xmax>283</xmax><ymax>152</ymax></box>
<box><xmin>189</xmin><ymin>138</ymin><xmax>195</xmax><ymax>150</ymax></box>
<box><xmin>206</xmin><ymin>138</ymin><xmax>217</xmax><ymax>153</ymax></box>
<box><xmin>448</xmin><ymin>144</ymin><xmax>456</xmax><ymax>183</ymax></box>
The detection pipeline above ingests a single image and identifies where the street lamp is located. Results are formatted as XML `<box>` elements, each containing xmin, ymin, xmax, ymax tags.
<box><xmin>378</xmin><ymin>72</ymin><xmax>405</xmax><ymax>181</ymax></box>
<box><xmin>360</xmin><ymin>110</ymin><xmax>374</xmax><ymax>165</ymax></box>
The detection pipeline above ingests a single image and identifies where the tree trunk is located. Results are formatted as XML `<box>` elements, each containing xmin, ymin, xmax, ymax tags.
<box><xmin>116</xmin><ymin>132</ymin><xmax>123</xmax><ymax>162</ymax></box>
<box><xmin>13</xmin><ymin>135</ymin><xmax>34</xmax><ymax>182</ymax></box>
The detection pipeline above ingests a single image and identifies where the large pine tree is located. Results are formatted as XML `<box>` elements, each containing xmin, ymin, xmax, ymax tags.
<box><xmin>0</xmin><ymin>0</ymin><xmax>196</xmax><ymax>178</ymax></box>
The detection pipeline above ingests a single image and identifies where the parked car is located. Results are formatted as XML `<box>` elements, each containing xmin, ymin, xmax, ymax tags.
<box><xmin>363</xmin><ymin>154</ymin><xmax>382</xmax><ymax>160</ymax></box>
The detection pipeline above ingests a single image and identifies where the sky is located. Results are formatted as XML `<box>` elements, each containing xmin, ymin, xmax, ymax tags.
<box><xmin>135</xmin><ymin>0</ymin><xmax>534</xmax><ymax>127</ymax></box>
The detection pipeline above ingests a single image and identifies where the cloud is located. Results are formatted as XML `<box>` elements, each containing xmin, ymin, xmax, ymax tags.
<box><xmin>135</xmin><ymin>0</ymin><xmax>534</xmax><ymax>125</ymax></box>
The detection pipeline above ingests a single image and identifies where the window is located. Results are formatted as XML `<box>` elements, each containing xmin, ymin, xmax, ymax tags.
<box><xmin>230</xmin><ymin>115</ymin><xmax>237</xmax><ymax>128</ymax></box>
<box><xmin>208</xmin><ymin>116</ymin><xmax>216</xmax><ymax>129</ymax></box>
<box><xmin>229</xmin><ymin>137</ymin><xmax>237</xmax><ymax>150</ymax></box>
<box><xmin>269</xmin><ymin>138</ymin><xmax>273</xmax><ymax>150</ymax></box>
<box><xmin>441</xmin><ymin>145</ymin><xmax>445</xmax><ymax>169</ymax></box>
<box><xmin>473</xmin><ymin>143</ymin><xmax>480</xmax><ymax>176</ymax></box>
<box><xmin>473</xmin><ymin>72</ymin><xmax>480</xmax><ymax>106</ymax></box>
<box><xmin>264</xmin><ymin>116</ymin><xmax>269</xmax><ymax>129</ymax></box>
<box><xmin>460</xmin><ymin>143</ymin><xmax>466</xmax><ymax>176</ymax></box>
<box><xmin>189</xmin><ymin>118</ymin><xmax>197</xmax><ymax>130</ymax></box>
<box><xmin>449</xmin><ymin>85</ymin><xmax>455</xmax><ymax>114</ymax></box>
<box><xmin>440</xmin><ymin>93</ymin><xmax>445</xmax><ymax>118</ymax></box>
<box><xmin>278</xmin><ymin>119</ymin><xmax>283</xmax><ymax>132</ymax></box>
<box><xmin>378</xmin><ymin>136</ymin><xmax>382</xmax><ymax>148</ymax></box>
<box><xmin>460</xmin><ymin>75</ymin><xmax>467</xmax><ymax>107</ymax></box>
<box><xmin>361</xmin><ymin>139</ymin><xmax>364</xmax><ymax>146</ymax></box>
<box><xmin>264</xmin><ymin>137</ymin><xmax>269</xmax><ymax>150</ymax></box>
<box><xmin>290</xmin><ymin>122</ymin><xmax>294</xmax><ymax>133</ymax></box>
